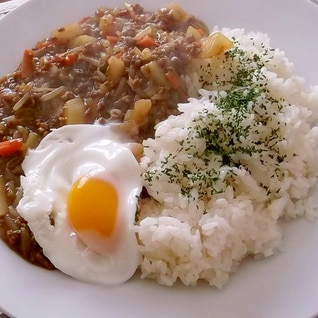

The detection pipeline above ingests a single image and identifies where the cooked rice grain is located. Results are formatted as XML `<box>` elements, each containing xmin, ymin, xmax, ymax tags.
<box><xmin>136</xmin><ymin>28</ymin><xmax>318</xmax><ymax>288</ymax></box>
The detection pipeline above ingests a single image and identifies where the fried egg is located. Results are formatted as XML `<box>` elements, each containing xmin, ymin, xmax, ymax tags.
<box><xmin>17</xmin><ymin>124</ymin><xmax>142</xmax><ymax>285</ymax></box>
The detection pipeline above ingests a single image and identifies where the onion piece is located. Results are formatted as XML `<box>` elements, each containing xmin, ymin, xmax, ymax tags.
<box><xmin>0</xmin><ymin>176</ymin><xmax>8</xmax><ymax>216</ymax></box>
<box><xmin>79</xmin><ymin>54</ymin><xmax>102</xmax><ymax>67</ymax></box>
<box><xmin>4</xmin><ymin>214</ymin><xmax>19</xmax><ymax>231</ymax></box>
<box><xmin>97</xmin><ymin>65</ymin><xmax>107</xmax><ymax>81</ymax></box>
<box><xmin>113</xmin><ymin>77</ymin><xmax>127</xmax><ymax>99</ymax></box>
<box><xmin>140</xmin><ymin>61</ymin><xmax>171</xmax><ymax>88</ymax></box>
<box><xmin>133</xmin><ymin>26</ymin><xmax>153</xmax><ymax>41</ymax></box>
<box><xmin>40</xmin><ymin>86</ymin><xmax>65</xmax><ymax>102</ymax></box>
<box><xmin>24</xmin><ymin>132</ymin><xmax>40</xmax><ymax>150</ymax></box>
<box><xmin>13</xmin><ymin>92</ymin><xmax>31</xmax><ymax>111</ymax></box>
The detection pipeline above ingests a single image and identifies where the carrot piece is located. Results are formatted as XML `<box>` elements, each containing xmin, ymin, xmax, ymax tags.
<box><xmin>61</xmin><ymin>52</ymin><xmax>78</xmax><ymax>66</ymax></box>
<box><xmin>35</xmin><ymin>38</ymin><xmax>65</xmax><ymax>50</ymax></box>
<box><xmin>106</xmin><ymin>35</ymin><xmax>119</xmax><ymax>44</ymax></box>
<box><xmin>35</xmin><ymin>39</ymin><xmax>52</xmax><ymax>50</ymax></box>
<box><xmin>20</xmin><ymin>49</ymin><xmax>35</xmax><ymax>79</ymax></box>
<box><xmin>136</xmin><ymin>34</ymin><xmax>156</xmax><ymax>48</ymax></box>
<box><xmin>53</xmin><ymin>52</ymin><xmax>78</xmax><ymax>66</ymax></box>
<box><xmin>0</xmin><ymin>139</ymin><xmax>24</xmax><ymax>157</ymax></box>
<box><xmin>166</xmin><ymin>68</ymin><xmax>182</xmax><ymax>89</ymax></box>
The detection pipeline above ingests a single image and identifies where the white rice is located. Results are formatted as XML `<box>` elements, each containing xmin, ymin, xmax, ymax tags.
<box><xmin>135</xmin><ymin>28</ymin><xmax>318</xmax><ymax>288</ymax></box>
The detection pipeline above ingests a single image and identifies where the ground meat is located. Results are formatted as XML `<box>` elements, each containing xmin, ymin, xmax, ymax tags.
<box><xmin>0</xmin><ymin>3</ymin><xmax>210</xmax><ymax>269</ymax></box>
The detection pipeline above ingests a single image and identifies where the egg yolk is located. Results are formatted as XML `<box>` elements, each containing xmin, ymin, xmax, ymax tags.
<box><xmin>67</xmin><ymin>176</ymin><xmax>118</xmax><ymax>239</ymax></box>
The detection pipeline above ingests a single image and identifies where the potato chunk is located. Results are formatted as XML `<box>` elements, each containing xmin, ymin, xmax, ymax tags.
<box><xmin>107</xmin><ymin>56</ymin><xmax>125</xmax><ymax>85</ymax></box>
<box><xmin>51</xmin><ymin>22</ymin><xmax>84</xmax><ymax>41</ymax></box>
<box><xmin>200</xmin><ymin>32</ymin><xmax>233</xmax><ymax>58</ymax></box>
<box><xmin>68</xmin><ymin>35</ymin><xmax>97</xmax><ymax>49</ymax></box>
<box><xmin>64</xmin><ymin>97</ymin><xmax>86</xmax><ymax>124</ymax></box>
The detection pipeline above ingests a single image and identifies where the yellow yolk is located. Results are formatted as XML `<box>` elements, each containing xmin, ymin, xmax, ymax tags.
<box><xmin>67</xmin><ymin>176</ymin><xmax>118</xmax><ymax>239</ymax></box>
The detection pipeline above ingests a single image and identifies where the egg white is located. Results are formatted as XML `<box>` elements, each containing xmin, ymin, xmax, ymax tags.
<box><xmin>17</xmin><ymin>124</ymin><xmax>142</xmax><ymax>285</ymax></box>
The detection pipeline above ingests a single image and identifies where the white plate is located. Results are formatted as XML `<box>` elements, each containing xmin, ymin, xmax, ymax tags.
<box><xmin>1</xmin><ymin>0</ymin><xmax>318</xmax><ymax>317</ymax></box>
